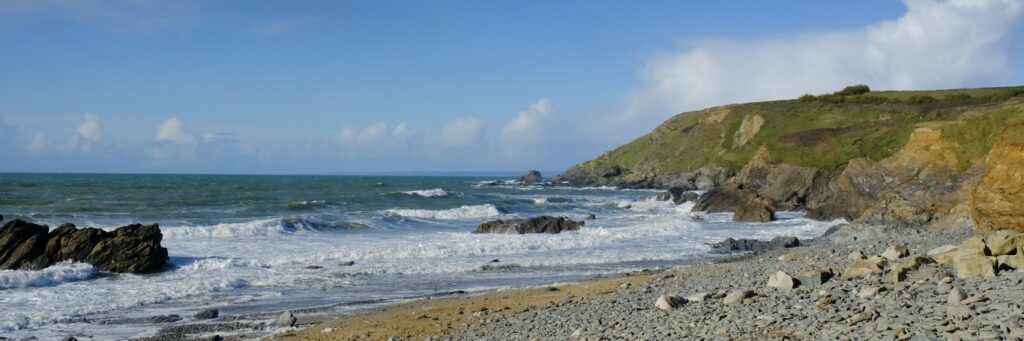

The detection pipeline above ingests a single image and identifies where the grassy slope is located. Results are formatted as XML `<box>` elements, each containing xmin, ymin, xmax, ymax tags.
<box><xmin>578</xmin><ymin>86</ymin><xmax>1024</xmax><ymax>175</ymax></box>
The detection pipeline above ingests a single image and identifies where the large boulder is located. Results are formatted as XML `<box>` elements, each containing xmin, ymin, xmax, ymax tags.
<box><xmin>474</xmin><ymin>216</ymin><xmax>584</xmax><ymax>234</ymax></box>
<box><xmin>518</xmin><ymin>170</ymin><xmax>543</xmax><ymax>184</ymax></box>
<box><xmin>0</xmin><ymin>219</ymin><xmax>169</xmax><ymax>274</ymax></box>
<box><xmin>971</xmin><ymin>141</ymin><xmax>1024</xmax><ymax>233</ymax></box>
<box><xmin>655</xmin><ymin>187</ymin><xmax>700</xmax><ymax>204</ymax></box>
<box><xmin>733</xmin><ymin>196</ymin><xmax>776</xmax><ymax>222</ymax></box>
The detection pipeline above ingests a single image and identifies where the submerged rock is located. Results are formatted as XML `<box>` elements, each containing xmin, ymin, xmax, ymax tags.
<box><xmin>709</xmin><ymin>236</ymin><xmax>800</xmax><ymax>253</ymax></box>
<box><xmin>474</xmin><ymin>216</ymin><xmax>584</xmax><ymax>234</ymax></box>
<box><xmin>0</xmin><ymin>219</ymin><xmax>168</xmax><ymax>273</ymax></box>
<box><xmin>518</xmin><ymin>170</ymin><xmax>543</xmax><ymax>184</ymax></box>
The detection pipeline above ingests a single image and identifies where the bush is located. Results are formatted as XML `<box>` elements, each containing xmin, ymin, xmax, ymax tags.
<box><xmin>904</xmin><ymin>95</ymin><xmax>939</xmax><ymax>104</ymax></box>
<box><xmin>944</xmin><ymin>93</ymin><xmax>973</xmax><ymax>102</ymax></box>
<box><xmin>798</xmin><ymin>94</ymin><xmax>817</xmax><ymax>102</ymax></box>
<box><xmin>833</xmin><ymin>84</ymin><xmax>871</xmax><ymax>96</ymax></box>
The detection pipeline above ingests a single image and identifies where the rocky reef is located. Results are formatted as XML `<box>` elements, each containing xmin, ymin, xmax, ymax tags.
<box><xmin>0</xmin><ymin>217</ymin><xmax>169</xmax><ymax>274</ymax></box>
<box><xmin>474</xmin><ymin>216</ymin><xmax>584</xmax><ymax>234</ymax></box>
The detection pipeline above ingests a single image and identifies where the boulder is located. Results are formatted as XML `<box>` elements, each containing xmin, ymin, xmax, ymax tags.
<box><xmin>276</xmin><ymin>311</ymin><xmax>297</xmax><ymax>328</ymax></box>
<box><xmin>959</xmin><ymin>236</ymin><xmax>990</xmax><ymax>256</ymax></box>
<box><xmin>843</xmin><ymin>260</ymin><xmax>883</xmax><ymax>279</ymax></box>
<box><xmin>709</xmin><ymin>236</ymin><xmax>799</xmax><ymax>253</ymax></box>
<box><xmin>985</xmin><ymin>230</ymin><xmax>1023</xmax><ymax>256</ymax></box>
<box><xmin>767</xmin><ymin>271</ymin><xmax>797</xmax><ymax>289</ymax></box>
<box><xmin>997</xmin><ymin>248</ymin><xmax>1024</xmax><ymax>270</ymax></box>
<box><xmin>948</xmin><ymin>288</ymin><xmax>967</xmax><ymax>305</ymax></box>
<box><xmin>953</xmin><ymin>252</ymin><xmax>997</xmax><ymax>279</ymax></box>
<box><xmin>685</xmin><ymin>292</ymin><xmax>711</xmax><ymax>303</ymax></box>
<box><xmin>194</xmin><ymin>308</ymin><xmax>219</xmax><ymax>320</ymax></box>
<box><xmin>518</xmin><ymin>170</ymin><xmax>543</xmax><ymax>184</ymax></box>
<box><xmin>848</xmin><ymin>251</ymin><xmax>867</xmax><ymax>261</ymax></box>
<box><xmin>655</xmin><ymin>187</ymin><xmax>700</xmax><ymax>204</ymax></box>
<box><xmin>733</xmin><ymin>196</ymin><xmax>776</xmax><ymax>222</ymax></box>
<box><xmin>722</xmin><ymin>290</ymin><xmax>754</xmax><ymax>304</ymax></box>
<box><xmin>473</xmin><ymin>216</ymin><xmax>584</xmax><ymax>234</ymax></box>
<box><xmin>970</xmin><ymin>141</ymin><xmax>1024</xmax><ymax>233</ymax></box>
<box><xmin>796</xmin><ymin>269</ymin><xmax>834</xmax><ymax>287</ymax></box>
<box><xmin>655</xmin><ymin>294</ymin><xmax>686</xmax><ymax>310</ymax></box>
<box><xmin>0</xmin><ymin>219</ymin><xmax>168</xmax><ymax>274</ymax></box>
<box><xmin>889</xmin><ymin>256</ymin><xmax>933</xmax><ymax>282</ymax></box>
<box><xmin>857</xmin><ymin>286</ymin><xmax>883</xmax><ymax>299</ymax></box>
<box><xmin>927</xmin><ymin>245</ymin><xmax>959</xmax><ymax>266</ymax></box>
<box><xmin>881</xmin><ymin>245</ymin><xmax>909</xmax><ymax>260</ymax></box>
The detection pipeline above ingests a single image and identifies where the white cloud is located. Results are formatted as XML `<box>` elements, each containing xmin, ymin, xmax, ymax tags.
<box><xmin>499</xmin><ymin>98</ymin><xmax>554</xmax><ymax>157</ymax></box>
<box><xmin>66</xmin><ymin>113</ymin><xmax>105</xmax><ymax>154</ymax></box>
<box><xmin>335</xmin><ymin>122</ymin><xmax>412</xmax><ymax>145</ymax></box>
<box><xmin>440</xmin><ymin>117</ymin><xmax>485</xmax><ymax>148</ymax></box>
<box><xmin>622</xmin><ymin>0</ymin><xmax>1024</xmax><ymax>124</ymax></box>
<box><xmin>156</xmin><ymin>117</ymin><xmax>196</xmax><ymax>145</ymax></box>
<box><xmin>27</xmin><ymin>134</ymin><xmax>50</xmax><ymax>155</ymax></box>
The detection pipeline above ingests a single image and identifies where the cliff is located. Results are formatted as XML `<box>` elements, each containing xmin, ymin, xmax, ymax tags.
<box><xmin>556</xmin><ymin>86</ymin><xmax>1024</xmax><ymax>229</ymax></box>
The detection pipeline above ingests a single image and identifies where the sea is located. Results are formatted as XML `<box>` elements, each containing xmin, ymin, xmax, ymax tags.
<box><xmin>0</xmin><ymin>173</ymin><xmax>844</xmax><ymax>339</ymax></box>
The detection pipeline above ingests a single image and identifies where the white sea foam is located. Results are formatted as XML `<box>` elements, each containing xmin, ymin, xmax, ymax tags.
<box><xmin>162</xmin><ymin>218</ymin><xmax>291</xmax><ymax>238</ymax></box>
<box><xmin>401</xmin><ymin>188</ymin><xmax>449</xmax><ymax>198</ymax></box>
<box><xmin>385</xmin><ymin>204</ymin><xmax>501</xmax><ymax>220</ymax></box>
<box><xmin>0</xmin><ymin>262</ymin><xmax>96</xmax><ymax>289</ymax></box>
<box><xmin>531</xmin><ymin>198</ymin><xmax>548</xmax><ymax>204</ymax></box>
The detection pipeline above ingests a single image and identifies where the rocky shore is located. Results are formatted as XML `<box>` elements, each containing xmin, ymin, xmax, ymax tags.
<box><xmin>0</xmin><ymin>217</ymin><xmax>169</xmax><ymax>274</ymax></box>
<box><xmin>272</xmin><ymin>222</ymin><xmax>1024</xmax><ymax>341</ymax></box>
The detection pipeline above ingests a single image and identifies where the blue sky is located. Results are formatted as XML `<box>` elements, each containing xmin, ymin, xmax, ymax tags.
<box><xmin>1</xmin><ymin>0</ymin><xmax>1022</xmax><ymax>174</ymax></box>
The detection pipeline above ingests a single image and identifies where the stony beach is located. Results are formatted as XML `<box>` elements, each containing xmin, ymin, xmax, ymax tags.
<box><xmin>267</xmin><ymin>222</ymin><xmax>1024</xmax><ymax>341</ymax></box>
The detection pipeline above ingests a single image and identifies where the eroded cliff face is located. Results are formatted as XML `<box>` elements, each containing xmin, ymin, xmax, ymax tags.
<box><xmin>971</xmin><ymin>141</ymin><xmax>1024</xmax><ymax>233</ymax></box>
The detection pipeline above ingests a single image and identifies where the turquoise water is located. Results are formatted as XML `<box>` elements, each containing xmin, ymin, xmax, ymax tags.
<box><xmin>0</xmin><ymin>173</ymin><xmax>842</xmax><ymax>339</ymax></box>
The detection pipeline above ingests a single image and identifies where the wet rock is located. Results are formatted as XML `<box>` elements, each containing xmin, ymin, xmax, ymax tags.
<box><xmin>733</xmin><ymin>196</ymin><xmax>776</xmax><ymax>222</ymax></box>
<box><xmin>709</xmin><ymin>236</ymin><xmax>799</xmax><ymax>253</ymax></box>
<box><xmin>655</xmin><ymin>294</ymin><xmax>686</xmax><ymax>310</ymax></box>
<box><xmin>150</xmin><ymin>314</ymin><xmax>181</xmax><ymax>324</ymax></box>
<box><xmin>474</xmin><ymin>216</ymin><xmax>584</xmax><ymax>234</ymax></box>
<box><xmin>276</xmin><ymin>311</ymin><xmax>297</xmax><ymax>328</ymax></box>
<box><xmin>655</xmin><ymin>187</ymin><xmax>699</xmax><ymax>204</ymax></box>
<box><xmin>518</xmin><ymin>170</ymin><xmax>543</xmax><ymax>184</ymax></box>
<box><xmin>767</xmin><ymin>271</ymin><xmax>797</xmax><ymax>289</ymax></box>
<box><xmin>0</xmin><ymin>219</ymin><xmax>169</xmax><ymax>274</ymax></box>
<box><xmin>194</xmin><ymin>308</ymin><xmax>219</xmax><ymax>320</ymax></box>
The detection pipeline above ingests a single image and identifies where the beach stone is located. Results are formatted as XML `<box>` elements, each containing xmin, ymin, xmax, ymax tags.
<box><xmin>867</xmin><ymin>255</ymin><xmax>889</xmax><ymax>267</ymax></box>
<box><xmin>928</xmin><ymin>245</ymin><xmax>959</xmax><ymax>266</ymax></box>
<box><xmin>276</xmin><ymin>311</ymin><xmax>297</xmax><ymax>328</ymax></box>
<box><xmin>474</xmin><ymin>216</ymin><xmax>584</xmax><ymax>234</ymax></box>
<box><xmin>723</xmin><ymin>290</ymin><xmax>754</xmax><ymax>304</ymax></box>
<box><xmin>882</xmin><ymin>245</ymin><xmax>910</xmax><ymax>260</ymax></box>
<box><xmin>797</xmin><ymin>269</ymin><xmax>833</xmax><ymax>287</ymax></box>
<box><xmin>709</xmin><ymin>236</ymin><xmax>799</xmax><ymax>253</ymax></box>
<box><xmin>844</xmin><ymin>260</ymin><xmax>883</xmax><ymax>279</ymax></box>
<box><xmin>686</xmin><ymin>292</ymin><xmax>711</xmax><ymax>303</ymax></box>
<box><xmin>997</xmin><ymin>249</ymin><xmax>1024</xmax><ymax>270</ymax></box>
<box><xmin>889</xmin><ymin>256</ymin><xmax>934</xmax><ymax>282</ymax></box>
<box><xmin>655</xmin><ymin>294</ymin><xmax>687</xmax><ymax>310</ymax></box>
<box><xmin>953</xmin><ymin>253</ymin><xmax>997</xmax><ymax>279</ymax></box>
<box><xmin>778</xmin><ymin>252</ymin><xmax>804</xmax><ymax>262</ymax></box>
<box><xmin>986</xmin><ymin>230</ymin><xmax>1024</xmax><ymax>256</ymax></box>
<box><xmin>857</xmin><ymin>286</ymin><xmax>883</xmax><ymax>299</ymax></box>
<box><xmin>948</xmin><ymin>288</ymin><xmax>967</xmax><ymax>305</ymax></box>
<box><xmin>959</xmin><ymin>237</ymin><xmax>990</xmax><ymax>256</ymax></box>
<box><xmin>768</xmin><ymin>271</ymin><xmax>797</xmax><ymax>289</ymax></box>
<box><xmin>194</xmin><ymin>308</ymin><xmax>218</xmax><ymax>320</ymax></box>
<box><xmin>848</xmin><ymin>251</ymin><xmax>867</xmax><ymax>261</ymax></box>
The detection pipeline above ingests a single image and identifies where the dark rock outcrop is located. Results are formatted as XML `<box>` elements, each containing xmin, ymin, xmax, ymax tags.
<box><xmin>655</xmin><ymin>187</ymin><xmax>700</xmax><ymax>204</ymax></box>
<box><xmin>709</xmin><ymin>236</ymin><xmax>800</xmax><ymax>253</ymax></box>
<box><xmin>0</xmin><ymin>219</ymin><xmax>169</xmax><ymax>274</ymax></box>
<box><xmin>553</xmin><ymin>165</ymin><xmax>732</xmax><ymax>190</ymax></box>
<box><xmin>734</xmin><ymin>196</ymin><xmax>776</xmax><ymax>222</ymax></box>
<box><xmin>518</xmin><ymin>170</ymin><xmax>543</xmax><ymax>184</ymax></box>
<box><xmin>474</xmin><ymin>216</ymin><xmax>584</xmax><ymax>234</ymax></box>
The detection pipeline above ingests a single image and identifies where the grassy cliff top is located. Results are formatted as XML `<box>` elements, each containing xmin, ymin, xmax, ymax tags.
<box><xmin>578</xmin><ymin>85</ymin><xmax>1024</xmax><ymax>175</ymax></box>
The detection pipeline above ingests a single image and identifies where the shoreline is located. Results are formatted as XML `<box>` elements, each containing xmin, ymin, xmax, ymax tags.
<box><xmin>267</xmin><ymin>223</ymin><xmax>1024</xmax><ymax>340</ymax></box>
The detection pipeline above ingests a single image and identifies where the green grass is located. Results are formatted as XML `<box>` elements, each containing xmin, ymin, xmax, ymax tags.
<box><xmin>578</xmin><ymin>86</ymin><xmax>1024</xmax><ymax>176</ymax></box>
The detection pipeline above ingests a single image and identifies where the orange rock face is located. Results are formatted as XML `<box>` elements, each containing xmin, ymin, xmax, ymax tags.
<box><xmin>971</xmin><ymin>141</ymin><xmax>1024</xmax><ymax>233</ymax></box>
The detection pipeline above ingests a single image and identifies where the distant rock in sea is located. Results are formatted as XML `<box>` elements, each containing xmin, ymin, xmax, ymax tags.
<box><xmin>474</xmin><ymin>216</ymin><xmax>583</xmax><ymax>234</ymax></box>
<box><xmin>0</xmin><ymin>219</ymin><xmax>169</xmax><ymax>274</ymax></box>
<box><xmin>518</xmin><ymin>170</ymin><xmax>543</xmax><ymax>184</ymax></box>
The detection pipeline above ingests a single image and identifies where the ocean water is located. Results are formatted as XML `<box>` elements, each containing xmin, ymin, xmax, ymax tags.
<box><xmin>0</xmin><ymin>174</ymin><xmax>843</xmax><ymax>339</ymax></box>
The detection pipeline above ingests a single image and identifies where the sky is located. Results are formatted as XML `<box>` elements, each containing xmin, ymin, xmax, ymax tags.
<box><xmin>0</xmin><ymin>0</ymin><xmax>1022</xmax><ymax>174</ymax></box>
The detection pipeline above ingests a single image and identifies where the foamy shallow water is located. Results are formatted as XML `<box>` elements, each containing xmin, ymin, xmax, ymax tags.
<box><xmin>0</xmin><ymin>175</ymin><xmax>843</xmax><ymax>339</ymax></box>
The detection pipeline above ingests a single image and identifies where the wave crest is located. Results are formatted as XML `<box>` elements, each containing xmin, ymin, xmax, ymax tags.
<box><xmin>0</xmin><ymin>262</ymin><xmax>96</xmax><ymax>290</ymax></box>
<box><xmin>384</xmin><ymin>204</ymin><xmax>501</xmax><ymax>220</ymax></box>
<box><xmin>400</xmin><ymin>188</ymin><xmax>449</xmax><ymax>198</ymax></box>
